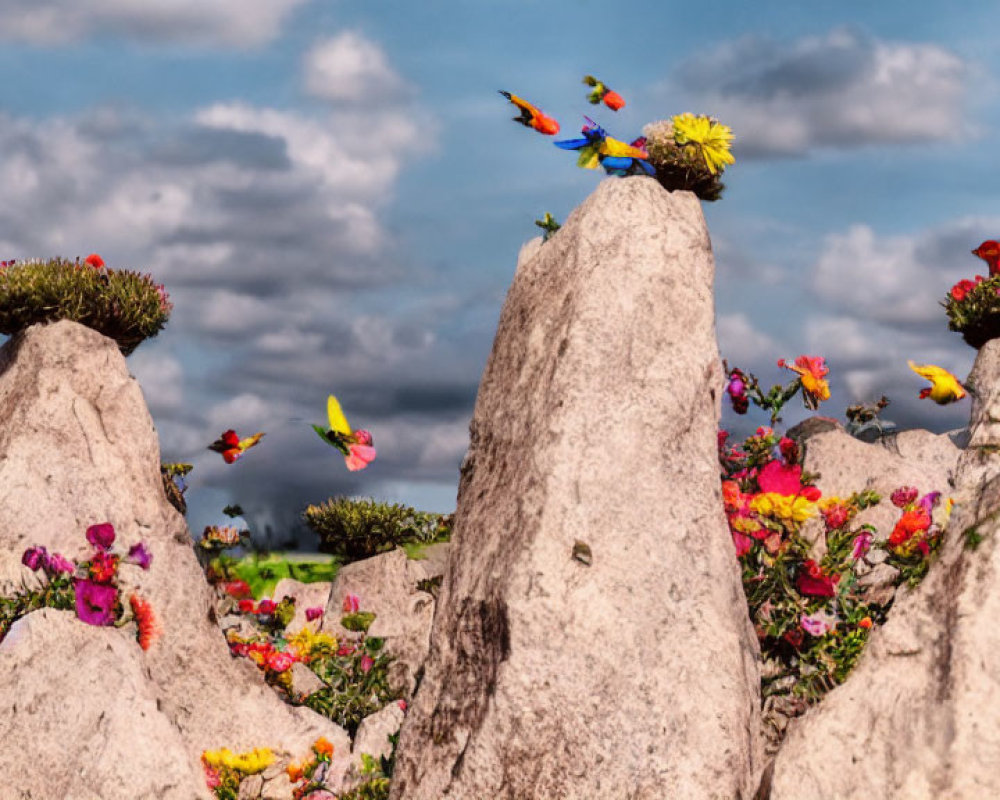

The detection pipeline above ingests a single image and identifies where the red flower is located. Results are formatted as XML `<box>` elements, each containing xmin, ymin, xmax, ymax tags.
<box><xmin>238</xmin><ymin>599</ymin><xmax>256</xmax><ymax>613</ymax></box>
<box><xmin>84</xmin><ymin>253</ymin><xmax>105</xmax><ymax>269</ymax></box>
<box><xmin>88</xmin><ymin>551</ymin><xmax>119</xmax><ymax>583</ymax></box>
<box><xmin>858</xmin><ymin>617</ymin><xmax>873</xmax><ymax>630</ymax></box>
<box><xmin>731</xmin><ymin>531</ymin><xmax>752</xmax><ymax>557</ymax></box>
<box><xmin>822</xmin><ymin>503</ymin><xmax>850</xmax><ymax>531</ymax></box>
<box><xmin>778</xmin><ymin>437</ymin><xmax>799</xmax><ymax>464</ymax></box>
<box><xmin>757</xmin><ymin>460</ymin><xmax>803</xmax><ymax>496</ymax></box>
<box><xmin>800</xmin><ymin>485</ymin><xmax>822</xmax><ymax>502</ymax></box>
<box><xmin>973</xmin><ymin>240</ymin><xmax>1000</xmax><ymax>276</ymax></box>
<box><xmin>951</xmin><ymin>279</ymin><xmax>976</xmax><ymax>302</ymax></box>
<box><xmin>222</xmin><ymin>448</ymin><xmax>242</xmax><ymax>464</ymax></box>
<box><xmin>783</xmin><ymin>628</ymin><xmax>804</xmax><ymax>649</ymax></box>
<box><xmin>130</xmin><ymin>594</ymin><xmax>161</xmax><ymax>651</ymax></box>
<box><xmin>224</xmin><ymin>580</ymin><xmax>252</xmax><ymax>599</ymax></box>
<box><xmin>796</xmin><ymin>560</ymin><xmax>840</xmax><ymax>597</ymax></box>
<box><xmin>890</xmin><ymin>486</ymin><xmax>919</xmax><ymax>508</ymax></box>
<box><xmin>256</xmin><ymin>598</ymin><xmax>276</xmax><ymax>615</ymax></box>
<box><xmin>888</xmin><ymin>508</ymin><xmax>931</xmax><ymax>547</ymax></box>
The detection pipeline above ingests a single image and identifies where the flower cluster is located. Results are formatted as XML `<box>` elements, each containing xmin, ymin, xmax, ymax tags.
<box><xmin>724</xmin><ymin>355</ymin><xmax>830</xmax><ymax>424</ymax></box>
<box><xmin>286</xmin><ymin>737</ymin><xmax>337</xmax><ymax>799</ymax></box>
<box><xmin>885</xmin><ymin>486</ymin><xmax>948</xmax><ymax>584</ymax></box>
<box><xmin>201</xmin><ymin>747</ymin><xmax>275</xmax><ymax>800</ymax></box>
<box><xmin>943</xmin><ymin>240</ymin><xmax>1000</xmax><ymax>348</ymax></box>
<box><xmin>3</xmin><ymin>523</ymin><xmax>157</xmax><ymax>651</ymax></box>
<box><xmin>642</xmin><ymin>113</ymin><xmax>735</xmax><ymax>201</ymax></box>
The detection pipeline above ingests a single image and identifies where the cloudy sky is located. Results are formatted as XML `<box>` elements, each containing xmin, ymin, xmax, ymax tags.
<box><xmin>0</xmin><ymin>1</ymin><xmax>994</xmax><ymax>546</ymax></box>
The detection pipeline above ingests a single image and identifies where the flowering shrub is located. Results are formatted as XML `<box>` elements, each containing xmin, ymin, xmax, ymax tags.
<box><xmin>1</xmin><ymin>523</ymin><xmax>156</xmax><ymax>650</ymax></box>
<box><xmin>303</xmin><ymin>498</ymin><xmax>451</xmax><ymax>561</ymax></box>
<box><xmin>943</xmin><ymin>240</ymin><xmax>1000</xmax><ymax>348</ymax></box>
<box><xmin>720</xmin><ymin>423</ymin><xmax>949</xmax><ymax>748</ymax></box>
<box><xmin>642</xmin><ymin>113</ymin><xmax>735</xmax><ymax>201</ymax></box>
<box><xmin>0</xmin><ymin>256</ymin><xmax>171</xmax><ymax>355</ymax></box>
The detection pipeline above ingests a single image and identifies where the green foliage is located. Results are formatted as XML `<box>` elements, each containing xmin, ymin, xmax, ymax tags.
<box><xmin>0</xmin><ymin>258</ymin><xmax>171</xmax><ymax>355</ymax></box>
<box><xmin>964</xmin><ymin>525</ymin><xmax>985</xmax><ymax>550</ymax></box>
<box><xmin>642</xmin><ymin>119</ymin><xmax>725</xmax><ymax>201</ymax></box>
<box><xmin>0</xmin><ymin>574</ymin><xmax>76</xmax><ymax>643</ymax></box>
<box><xmin>341</xmin><ymin>611</ymin><xmax>376</xmax><ymax>632</ymax></box>
<box><xmin>226</xmin><ymin>552</ymin><xmax>340</xmax><ymax>599</ymax></box>
<box><xmin>303</xmin><ymin>636</ymin><xmax>398</xmax><ymax>735</ymax></box>
<box><xmin>303</xmin><ymin>498</ymin><xmax>451</xmax><ymax>561</ymax></box>
<box><xmin>943</xmin><ymin>274</ymin><xmax>1000</xmax><ymax>348</ymax></box>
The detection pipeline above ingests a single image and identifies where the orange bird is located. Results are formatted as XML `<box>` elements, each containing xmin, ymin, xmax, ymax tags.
<box><xmin>972</xmin><ymin>240</ymin><xmax>1000</xmax><ymax>276</ymax></box>
<box><xmin>498</xmin><ymin>91</ymin><xmax>560</xmax><ymax>135</ymax></box>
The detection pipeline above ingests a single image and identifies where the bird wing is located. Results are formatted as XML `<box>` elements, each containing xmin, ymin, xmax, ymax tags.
<box><xmin>600</xmin><ymin>137</ymin><xmax>647</xmax><ymax>159</ymax></box>
<box><xmin>238</xmin><ymin>432</ymin><xmax>265</xmax><ymax>452</ymax></box>
<box><xmin>327</xmin><ymin>394</ymin><xmax>353</xmax><ymax>437</ymax></box>
<box><xmin>499</xmin><ymin>90</ymin><xmax>539</xmax><ymax>126</ymax></box>
<box><xmin>908</xmin><ymin>360</ymin><xmax>946</xmax><ymax>382</ymax></box>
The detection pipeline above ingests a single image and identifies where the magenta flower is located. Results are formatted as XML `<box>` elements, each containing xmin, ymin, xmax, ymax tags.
<box><xmin>22</xmin><ymin>546</ymin><xmax>46</xmax><ymax>571</ymax></box>
<box><xmin>256</xmin><ymin>598</ymin><xmax>276</xmax><ymax>615</ymax></box>
<box><xmin>852</xmin><ymin>531</ymin><xmax>873</xmax><ymax>560</ymax></box>
<box><xmin>265</xmin><ymin>651</ymin><xmax>295</xmax><ymax>673</ymax></box>
<box><xmin>126</xmin><ymin>542</ymin><xmax>153</xmax><ymax>570</ymax></box>
<box><xmin>305</xmin><ymin>606</ymin><xmax>324</xmax><ymax>622</ymax></box>
<box><xmin>917</xmin><ymin>492</ymin><xmax>941</xmax><ymax>515</ymax></box>
<box><xmin>74</xmin><ymin>579</ymin><xmax>118</xmax><ymax>626</ymax></box>
<box><xmin>86</xmin><ymin>522</ymin><xmax>116</xmax><ymax>550</ymax></box>
<box><xmin>360</xmin><ymin>654</ymin><xmax>374</xmax><ymax>674</ymax></box>
<box><xmin>757</xmin><ymin>460</ymin><xmax>803</xmax><ymax>496</ymax></box>
<box><xmin>47</xmin><ymin>552</ymin><xmax>76</xmax><ymax>575</ymax></box>
<box><xmin>890</xmin><ymin>487</ymin><xmax>918</xmax><ymax>508</ymax></box>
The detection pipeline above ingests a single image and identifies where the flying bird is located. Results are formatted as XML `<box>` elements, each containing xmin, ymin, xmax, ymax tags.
<box><xmin>498</xmin><ymin>90</ymin><xmax>560</xmax><ymax>135</ymax></box>
<box><xmin>313</xmin><ymin>394</ymin><xmax>377</xmax><ymax>472</ymax></box>
<box><xmin>972</xmin><ymin>240</ymin><xmax>1000</xmax><ymax>276</ymax></box>
<box><xmin>582</xmin><ymin>75</ymin><xmax>625</xmax><ymax>111</ymax></box>
<box><xmin>555</xmin><ymin>117</ymin><xmax>654</xmax><ymax>176</ymax></box>
<box><xmin>908</xmin><ymin>361</ymin><xmax>967</xmax><ymax>405</ymax></box>
<box><xmin>208</xmin><ymin>430</ymin><xmax>265</xmax><ymax>464</ymax></box>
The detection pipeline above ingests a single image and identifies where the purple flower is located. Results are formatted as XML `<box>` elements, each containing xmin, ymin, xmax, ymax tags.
<box><xmin>917</xmin><ymin>492</ymin><xmax>941</xmax><ymax>515</ymax></box>
<box><xmin>851</xmin><ymin>531</ymin><xmax>873</xmax><ymax>561</ymax></box>
<box><xmin>47</xmin><ymin>552</ymin><xmax>76</xmax><ymax>575</ymax></box>
<box><xmin>74</xmin><ymin>579</ymin><xmax>118</xmax><ymax>626</ymax></box>
<box><xmin>800</xmin><ymin>613</ymin><xmax>833</xmax><ymax>637</ymax></box>
<box><xmin>305</xmin><ymin>606</ymin><xmax>324</xmax><ymax>622</ymax></box>
<box><xmin>126</xmin><ymin>542</ymin><xmax>153</xmax><ymax>571</ymax></box>
<box><xmin>21</xmin><ymin>546</ymin><xmax>47</xmax><ymax>572</ymax></box>
<box><xmin>86</xmin><ymin>522</ymin><xmax>116</xmax><ymax>551</ymax></box>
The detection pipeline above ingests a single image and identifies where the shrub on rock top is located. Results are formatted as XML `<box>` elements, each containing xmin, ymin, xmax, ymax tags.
<box><xmin>0</xmin><ymin>255</ymin><xmax>171</xmax><ymax>355</ymax></box>
<box><xmin>303</xmin><ymin>498</ymin><xmax>451</xmax><ymax>561</ymax></box>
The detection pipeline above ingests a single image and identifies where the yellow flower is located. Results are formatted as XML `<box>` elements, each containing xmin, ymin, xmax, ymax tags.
<box><xmin>729</xmin><ymin>516</ymin><xmax>762</xmax><ymax>534</ymax></box>
<box><xmin>671</xmin><ymin>113</ymin><xmax>735</xmax><ymax>174</ymax></box>
<box><xmin>750</xmin><ymin>492</ymin><xmax>816</xmax><ymax>524</ymax></box>
<box><xmin>287</xmin><ymin>628</ymin><xmax>337</xmax><ymax>660</ymax></box>
<box><xmin>202</xmin><ymin>747</ymin><xmax>275</xmax><ymax>774</ymax></box>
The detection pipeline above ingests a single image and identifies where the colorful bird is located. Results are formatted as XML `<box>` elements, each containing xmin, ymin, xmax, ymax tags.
<box><xmin>583</xmin><ymin>75</ymin><xmax>625</xmax><ymax>111</ymax></box>
<box><xmin>555</xmin><ymin>117</ymin><xmax>655</xmax><ymax>176</ymax></box>
<box><xmin>312</xmin><ymin>394</ymin><xmax>377</xmax><ymax>471</ymax></box>
<box><xmin>534</xmin><ymin>212</ymin><xmax>561</xmax><ymax>241</ymax></box>
<box><xmin>972</xmin><ymin>240</ymin><xmax>1000</xmax><ymax>276</ymax></box>
<box><xmin>208</xmin><ymin>430</ymin><xmax>265</xmax><ymax>464</ymax></box>
<box><xmin>908</xmin><ymin>361</ymin><xmax>967</xmax><ymax>405</ymax></box>
<box><xmin>498</xmin><ymin>90</ymin><xmax>560</xmax><ymax>135</ymax></box>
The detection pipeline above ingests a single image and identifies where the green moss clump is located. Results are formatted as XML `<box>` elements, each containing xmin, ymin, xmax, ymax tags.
<box><xmin>0</xmin><ymin>258</ymin><xmax>172</xmax><ymax>355</ymax></box>
<box><xmin>642</xmin><ymin>119</ymin><xmax>726</xmax><ymax>201</ymax></box>
<box><xmin>302</xmin><ymin>498</ymin><xmax>451</xmax><ymax>561</ymax></box>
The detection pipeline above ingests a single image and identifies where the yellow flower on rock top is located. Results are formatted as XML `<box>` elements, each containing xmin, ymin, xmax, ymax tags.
<box><xmin>671</xmin><ymin>113</ymin><xmax>735</xmax><ymax>174</ymax></box>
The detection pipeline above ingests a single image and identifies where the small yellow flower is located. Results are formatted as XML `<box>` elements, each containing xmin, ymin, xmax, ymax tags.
<box><xmin>202</xmin><ymin>747</ymin><xmax>275</xmax><ymax>774</ymax></box>
<box><xmin>671</xmin><ymin>113</ymin><xmax>735</xmax><ymax>174</ymax></box>
<box><xmin>751</xmin><ymin>492</ymin><xmax>816</xmax><ymax>524</ymax></box>
<box><xmin>287</xmin><ymin>628</ymin><xmax>338</xmax><ymax>660</ymax></box>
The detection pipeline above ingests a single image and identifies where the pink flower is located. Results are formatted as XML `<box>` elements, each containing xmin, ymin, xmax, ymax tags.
<box><xmin>822</xmin><ymin>503</ymin><xmax>850</xmax><ymax>531</ymax></box>
<box><xmin>265</xmin><ymin>651</ymin><xmax>295</xmax><ymax>673</ymax></box>
<box><xmin>398</xmin><ymin>699</ymin><xmax>408</xmax><ymax>712</ymax></box>
<box><xmin>353</xmin><ymin>429</ymin><xmax>373</xmax><ymax>446</ymax></box>
<box><xmin>74</xmin><ymin>579</ymin><xmax>118</xmax><ymax>626</ymax></box>
<box><xmin>360</xmin><ymin>654</ymin><xmax>374</xmax><ymax>674</ymax></box>
<box><xmin>890</xmin><ymin>487</ymin><xmax>919</xmax><ymax>508</ymax></box>
<box><xmin>731</xmin><ymin>531</ymin><xmax>752</xmax><ymax>557</ymax></box>
<box><xmin>852</xmin><ymin>531</ymin><xmax>873</xmax><ymax>560</ymax></box>
<box><xmin>917</xmin><ymin>491</ymin><xmax>941</xmax><ymax>515</ymax></box>
<box><xmin>800</xmin><ymin>613</ymin><xmax>833</xmax><ymax>637</ymax></box>
<box><xmin>86</xmin><ymin>522</ymin><xmax>116</xmax><ymax>550</ymax></box>
<box><xmin>126</xmin><ymin>542</ymin><xmax>152</xmax><ymax>570</ymax></box>
<box><xmin>305</xmin><ymin>606</ymin><xmax>324</xmax><ymax>622</ymax></box>
<box><xmin>757</xmin><ymin>460</ymin><xmax>803</xmax><ymax>496</ymax></box>
<box><xmin>345</xmin><ymin>444</ymin><xmax>377</xmax><ymax>471</ymax></box>
<box><xmin>47</xmin><ymin>552</ymin><xmax>75</xmax><ymax>574</ymax></box>
<box><xmin>22</xmin><ymin>546</ymin><xmax>46</xmax><ymax>571</ymax></box>
<box><xmin>342</xmin><ymin>594</ymin><xmax>360</xmax><ymax>614</ymax></box>
<box><xmin>337</xmin><ymin>644</ymin><xmax>356</xmax><ymax>657</ymax></box>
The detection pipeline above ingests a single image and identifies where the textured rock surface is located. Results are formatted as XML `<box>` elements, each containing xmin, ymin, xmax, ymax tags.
<box><xmin>353</xmin><ymin>702</ymin><xmax>406</xmax><ymax>762</ymax></box>
<box><xmin>770</xmin><ymin>341</ymin><xmax>1000</xmax><ymax>799</ymax></box>
<box><xmin>391</xmin><ymin>178</ymin><xmax>761</xmax><ymax>799</ymax></box>
<box><xmin>0</xmin><ymin>321</ymin><xmax>350</xmax><ymax>798</ymax></box>
<box><xmin>322</xmin><ymin>548</ymin><xmax>436</xmax><ymax>696</ymax></box>
<box><xmin>270</xmin><ymin>578</ymin><xmax>333</xmax><ymax>633</ymax></box>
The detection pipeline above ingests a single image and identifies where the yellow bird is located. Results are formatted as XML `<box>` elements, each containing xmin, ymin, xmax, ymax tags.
<box><xmin>908</xmin><ymin>360</ymin><xmax>967</xmax><ymax>405</ymax></box>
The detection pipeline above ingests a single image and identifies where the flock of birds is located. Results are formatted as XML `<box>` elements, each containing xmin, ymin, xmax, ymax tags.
<box><xmin>499</xmin><ymin>76</ymin><xmax>654</xmax><ymax>177</ymax></box>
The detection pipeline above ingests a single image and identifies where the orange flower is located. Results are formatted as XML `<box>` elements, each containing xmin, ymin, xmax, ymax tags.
<box><xmin>859</xmin><ymin>617</ymin><xmax>873</xmax><ymax>630</ymax></box>
<box><xmin>779</xmin><ymin>355</ymin><xmax>830</xmax><ymax>408</ymax></box>
<box><xmin>286</xmin><ymin>760</ymin><xmax>305</xmax><ymax>782</ymax></box>
<box><xmin>888</xmin><ymin>507</ymin><xmax>931</xmax><ymax>548</ymax></box>
<box><xmin>129</xmin><ymin>594</ymin><xmax>162</xmax><ymax>651</ymax></box>
<box><xmin>313</xmin><ymin>737</ymin><xmax>334</xmax><ymax>760</ymax></box>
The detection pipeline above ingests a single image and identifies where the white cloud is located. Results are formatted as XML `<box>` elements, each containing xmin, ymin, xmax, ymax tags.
<box><xmin>673</xmin><ymin>27</ymin><xmax>971</xmax><ymax>156</ymax></box>
<box><xmin>128</xmin><ymin>348</ymin><xmax>184</xmax><ymax>413</ymax></box>
<box><xmin>0</xmin><ymin>0</ymin><xmax>308</xmax><ymax>47</ymax></box>
<box><xmin>303</xmin><ymin>32</ymin><xmax>409</xmax><ymax>103</ymax></box>
<box><xmin>717</xmin><ymin>313</ymin><xmax>777</xmax><ymax>364</ymax></box>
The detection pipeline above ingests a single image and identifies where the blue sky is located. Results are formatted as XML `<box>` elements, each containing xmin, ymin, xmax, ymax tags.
<box><xmin>0</xmin><ymin>1</ymin><xmax>995</xmax><ymax>545</ymax></box>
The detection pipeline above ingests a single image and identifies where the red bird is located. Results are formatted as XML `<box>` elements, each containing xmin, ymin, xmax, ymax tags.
<box><xmin>972</xmin><ymin>240</ymin><xmax>1000</xmax><ymax>276</ymax></box>
<box><xmin>498</xmin><ymin>91</ymin><xmax>560</xmax><ymax>135</ymax></box>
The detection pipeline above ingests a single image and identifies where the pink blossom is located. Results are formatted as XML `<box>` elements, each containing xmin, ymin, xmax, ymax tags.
<box><xmin>852</xmin><ymin>531</ymin><xmax>873</xmax><ymax>560</ymax></box>
<box><xmin>265</xmin><ymin>651</ymin><xmax>295</xmax><ymax>673</ymax></box>
<box><xmin>757</xmin><ymin>460</ymin><xmax>803</xmax><ymax>496</ymax></box>
<box><xmin>731</xmin><ymin>531</ymin><xmax>752</xmax><ymax>557</ymax></box>
<box><xmin>305</xmin><ymin>606</ymin><xmax>324</xmax><ymax>622</ymax></box>
<box><xmin>800</xmin><ymin>613</ymin><xmax>832</xmax><ymax>637</ymax></box>
<box><xmin>360</xmin><ymin>654</ymin><xmax>374</xmax><ymax>674</ymax></box>
<box><xmin>86</xmin><ymin>522</ymin><xmax>116</xmax><ymax>550</ymax></box>
<box><xmin>21</xmin><ymin>546</ymin><xmax>46</xmax><ymax>571</ymax></box>
<box><xmin>74</xmin><ymin>579</ymin><xmax>118</xmax><ymax>626</ymax></box>
<box><xmin>342</xmin><ymin>594</ymin><xmax>360</xmax><ymax>614</ymax></box>
<box><xmin>353</xmin><ymin>429</ymin><xmax>373</xmax><ymax>446</ymax></box>
<box><xmin>126</xmin><ymin>542</ymin><xmax>152</xmax><ymax>570</ymax></box>
<box><xmin>890</xmin><ymin>487</ymin><xmax>919</xmax><ymax>508</ymax></box>
<box><xmin>345</xmin><ymin>443</ymin><xmax>377</xmax><ymax>471</ymax></box>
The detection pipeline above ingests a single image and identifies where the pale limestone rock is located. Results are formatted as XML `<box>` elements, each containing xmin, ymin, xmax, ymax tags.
<box><xmin>0</xmin><ymin>321</ymin><xmax>349</xmax><ymax>798</ymax></box>
<box><xmin>353</xmin><ymin>702</ymin><xmax>405</xmax><ymax>764</ymax></box>
<box><xmin>391</xmin><ymin>178</ymin><xmax>761</xmax><ymax>800</ymax></box>
<box><xmin>321</xmin><ymin>548</ymin><xmax>436</xmax><ymax>696</ymax></box>
<box><xmin>769</xmin><ymin>341</ymin><xmax>1000</xmax><ymax>799</ymax></box>
<box><xmin>271</xmin><ymin>578</ymin><xmax>333</xmax><ymax>634</ymax></box>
